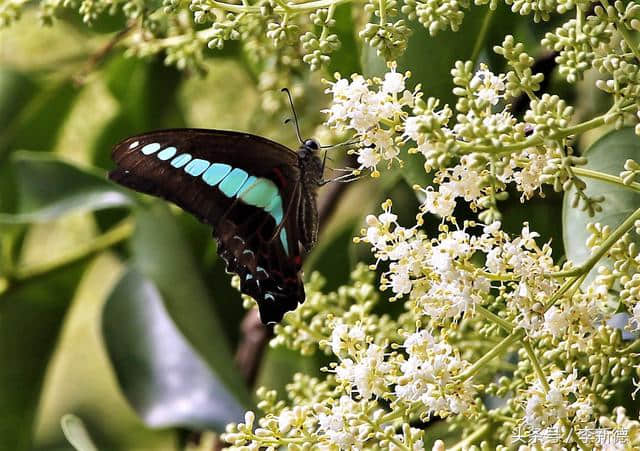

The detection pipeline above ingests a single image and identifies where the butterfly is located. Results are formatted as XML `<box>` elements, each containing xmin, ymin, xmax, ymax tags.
<box><xmin>108</xmin><ymin>92</ymin><xmax>327</xmax><ymax>325</ymax></box>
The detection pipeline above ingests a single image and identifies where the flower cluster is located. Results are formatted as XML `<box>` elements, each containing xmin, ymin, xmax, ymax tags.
<box><xmin>324</xmin><ymin>65</ymin><xmax>419</xmax><ymax>175</ymax></box>
<box><xmin>522</xmin><ymin>369</ymin><xmax>594</xmax><ymax>432</ymax></box>
<box><xmin>322</xmin><ymin>35</ymin><xmax>640</xmax><ymax>222</ymax></box>
<box><xmin>359</xmin><ymin>200</ymin><xmax>570</xmax><ymax>338</ymax></box>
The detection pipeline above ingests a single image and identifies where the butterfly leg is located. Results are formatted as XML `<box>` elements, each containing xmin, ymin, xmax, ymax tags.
<box><xmin>268</xmin><ymin>180</ymin><xmax>302</xmax><ymax>243</ymax></box>
<box><xmin>319</xmin><ymin>172</ymin><xmax>364</xmax><ymax>186</ymax></box>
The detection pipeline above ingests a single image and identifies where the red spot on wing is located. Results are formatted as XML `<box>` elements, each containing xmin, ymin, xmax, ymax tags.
<box><xmin>272</xmin><ymin>167</ymin><xmax>288</xmax><ymax>188</ymax></box>
<box><xmin>293</xmin><ymin>255</ymin><xmax>302</xmax><ymax>266</ymax></box>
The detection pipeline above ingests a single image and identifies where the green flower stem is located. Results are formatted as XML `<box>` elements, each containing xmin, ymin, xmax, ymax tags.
<box><xmin>476</xmin><ymin>305</ymin><xmax>515</xmax><ymax>332</ymax></box>
<box><xmin>458</xmin><ymin>331</ymin><xmax>522</xmax><ymax>382</ymax></box>
<box><xmin>273</xmin><ymin>0</ymin><xmax>294</xmax><ymax>12</ymax></box>
<box><xmin>363</xmin><ymin>415</ymin><xmax>409</xmax><ymax>450</ymax></box>
<box><xmin>600</xmin><ymin>0</ymin><xmax>640</xmax><ymax>63</ymax></box>
<box><xmin>523</xmin><ymin>341</ymin><xmax>590</xmax><ymax>451</ymax></box>
<box><xmin>209</xmin><ymin>0</ymin><xmax>353</xmax><ymax>14</ymax></box>
<box><xmin>457</xmin><ymin>103</ymin><xmax>638</xmax><ymax>155</ymax></box>
<box><xmin>449</xmin><ymin>422</ymin><xmax>490</xmax><ymax>451</ymax></box>
<box><xmin>547</xmin><ymin>207</ymin><xmax>640</xmax><ymax>279</ymax></box>
<box><xmin>379</xmin><ymin>0</ymin><xmax>386</xmax><ymax>24</ymax></box>
<box><xmin>470</xmin><ymin>9</ymin><xmax>495</xmax><ymax>68</ymax></box>
<box><xmin>320</xmin><ymin>3</ymin><xmax>336</xmax><ymax>40</ymax></box>
<box><xmin>621</xmin><ymin>339</ymin><xmax>640</xmax><ymax>353</ymax></box>
<box><xmin>571</xmin><ymin>167</ymin><xmax>640</xmax><ymax>193</ymax></box>
<box><xmin>459</xmin><ymin>262</ymin><xmax>519</xmax><ymax>281</ymax></box>
<box><xmin>579</xmin><ymin>207</ymin><xmax>640</xmax><ymax>276</ymax></box>
<box><xmin>523</xmin><ymin>340</ymin><xmax>549</xmax><ymax>391</ymax></box>
<box><xmin>0</xmin><ymin>219</ymin><xmax>134</xmax><ymax>296</ymax></box>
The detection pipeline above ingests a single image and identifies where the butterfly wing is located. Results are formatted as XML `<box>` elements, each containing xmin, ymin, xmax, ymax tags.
<box><xmin>109</xmin><ymin>128</ymin><xmax>305</xmax><ymax>324</ymax></box>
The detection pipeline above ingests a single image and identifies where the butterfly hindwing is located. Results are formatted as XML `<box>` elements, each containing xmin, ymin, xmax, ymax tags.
<box><xmin>109</xmin><ymin>128</ymin><xmax>306</xmax><ymax>324</ymax></box>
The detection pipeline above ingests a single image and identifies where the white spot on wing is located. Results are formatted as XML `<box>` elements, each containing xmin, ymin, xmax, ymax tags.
<box><xmin>129</xmin><ymin>140</ymin><xmax>140</xmax><ymax>149</ymax></box>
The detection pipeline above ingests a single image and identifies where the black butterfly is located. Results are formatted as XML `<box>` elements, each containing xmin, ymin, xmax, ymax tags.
<box><xmin>108</xmin><ymin>105</ymin><xmax>326</xmax><ymax>325</ymax></box>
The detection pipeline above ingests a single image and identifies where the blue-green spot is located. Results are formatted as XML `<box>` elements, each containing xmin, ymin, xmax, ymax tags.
<box><xmin>219</xmin><ymin>168</ymin><xmax>249</xmax><ymax>197</ymax></box>
<box><xmin>202</xmin><ymin>163</ymin><xmax>231</xmax><ymax>186</ymax></box>
<box><xmin>280</xmin><ymin>228</ymin><xmax>289</xmax><ymax>255</ymax></box>
<box><xmin>157</xmin><ymin>146</ymin><xmax>177</xmax><ymax>160</ymax></box>
<box><xmin>265</xmin><ymin>195</ymin><xmax>283</xmax><ymax>226</ymax></box>
<box><xmin>170</xmin><ymin>153</ymin><xmax>192</xmax><ymax>168</ymax></box>
<box><xmin>142</xmin><ymin>143</ymin><xmax>161</xmax><ymax>155</ymax></box>
<box><xmin>238</xmin><ymin>177</ymin><xmax>279</xmax><ymax>208</ymax></box>
<box><xmin>184</xmin><ymin>158</ymin><xmax>210</xmax><ymax>176</ymax></box>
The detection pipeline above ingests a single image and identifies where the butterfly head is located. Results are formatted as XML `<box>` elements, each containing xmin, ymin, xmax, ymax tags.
<box><xmin>302</xmin><ymin>138</ymin><xmax>319</xmax><ymax>151</ymax></box>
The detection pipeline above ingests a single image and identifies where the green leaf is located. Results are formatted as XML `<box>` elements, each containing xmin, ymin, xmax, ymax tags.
<box><xmin>0</xmin><ymin>152</ymin><xmax>133</xmax><ymax>224</ymax></box>
<box><xmin>60</xmin><ymin>415</ymin><xmax>98</xmax><ymax>451</ymax></box>
<box><xmin>0</xmin><ymin>260</ymin><xmax>86</xmax><ymax>451</ymax></box>
<box><xmin>102</xmin><ymin>268</ymin><xmax>246</xmax><ymax>430</ymax></box>
<box><xmin>255</xmin><ymin>347</ymin><xmax>320</xmax><ymax>397</ymax></box>
<box><xmin>0</xmin><ymin>79</ymin><xmax>80</xmax><ymax>158</ymax></box>
<box><xmin>92</xmin><ymin>55</ymin><xmax>184</xmax><ymax>169</ymax></box>
<box><xmin>501</xmin><ymin>189</ymin><xmax>564</xmax><ymax>259</ymax></box>
<box><xmin>0</xmin><ymin>69</ymin><xmax>37</xmax><ymax>133</ymax></box>
<box><xmin>327</xmin><ymin>4</ymin><xmax>361</xmax><ymax>76</ymax></box>
<box><xmin>563</xmin><ymin>128</ymin><xmax>640</xmax><ymax>284</ymax></box>
<box><xmin>400</xmin><ymin>151</ymin><xmax>434</xmax><ymax>189</ymax></box>
<box><xmin>129</xmin><ymin>205</ymin><xmax>251</xmax><ymax>407</ymax></box>
<box><xmin>305</xmin><ymin>219</ymin><xmax>358</xmax><ymax>291</ymax></box>
<box><xmin>104</xmin><ymin>54</ymin><xmax>184</xmax><ymax>130</ymax></box>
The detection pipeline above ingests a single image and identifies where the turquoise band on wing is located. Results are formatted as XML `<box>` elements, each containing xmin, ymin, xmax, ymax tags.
<box><xmin>219</xmin><ymin>168</ymin><xmax>249</xmax><ymax>197</ymax></box>
<box><xmin>203</xmin><ymin>163</ymin><xmax>232</xmax><ymax>186</ymax></box>
<box><xmin>141</xmin><ymin>143</ymin><xmax>161</xmax><ymax>155</ymax></box>
<box><xmin>144</xmin><ymin>143</ymin><xmax>290</xmax><ymax>254</ymax></box>
<box><xmin>171</xmin><ymin>153</ymin><xmax>192</xmax><ymax>168</ymax></box>
<box><xmin>157</xmin><ymin>147</ymin><xmax>177</xmax><ymax>160</ymax></box>
<box><xmin>184</xmin><ymin>158</ymin><xmax>210</xmax><ymax>176</ymax></box>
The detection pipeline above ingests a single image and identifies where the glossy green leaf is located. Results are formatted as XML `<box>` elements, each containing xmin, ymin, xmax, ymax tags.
<box><xmin>104</xmin><ymin>54</ymin><xmax>184</xmax><ymax>130</ymax></box>
<box><xmin>400</xmin><ymin>151</ymin><xmax>434</xmax><ymax>189</ymax></box>
<box><xmin>255</xmin><ymin>347</ymin><xmax>321</xmax><ymax>398</ymax></box>
<box><xmin>563</xmin><ymin>128</ymin><xmax>640</xmax><ymax>284</ymax></box>
<box><xmin>501</xmin><ymin>189</ymin><xmax>564</xmax><ymax>259</ymax></box>
<box><xmin>0</xmin><ymin>79</ymin><xmax>80</xmax><ymax>158</ymax></box>
<box><xmin>0</xmin><ymin>152</ymin><xmax>133</xmax><ymax>224</ymax></box>
<box><xmin>0</xmin><ymin>69</ymin><xmax>37</xmax><ymax>134</ymax></box>
<box><xmin>327</xmin><ymin>4</ymin><xmax>361</xmax><ymax>76</ymax></box>
<box><xmin>0</xmin><ymin>260</ymin><xmax>86</xmax><ymax>451</ymax></box>
<box><xmin>129</xmin><ymin>205</ymin><xmax>251</xmax><ymax>407</ymax></box>
<box><xmin>92</xmin><ymin>55</ymin><xmax>184</xmax><ymax>169</ymax></box>
<box><xmin>60</xmin><ymin>415</ymin><xmax>98</xmax><ymax>451</ymax></box>
<box><xmin>102</xmin><ymin>268</ymin><xmax>246</xmax><ymax>430</ymax></box>
<box><xmin>305</xmin><ymin>219</ymin><xmax>359</xmax><ymax>291</ymax></box>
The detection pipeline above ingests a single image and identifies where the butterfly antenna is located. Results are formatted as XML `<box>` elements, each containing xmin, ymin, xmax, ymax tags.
<box><xmin>281</xmin><ymin>88</ymin><xmax>303</xmax><ymax>144</ymax></box>
<box><xmin>320</xmin><ymin>137</ymin><xmax>361</xmax><ymax>150</ymax></box>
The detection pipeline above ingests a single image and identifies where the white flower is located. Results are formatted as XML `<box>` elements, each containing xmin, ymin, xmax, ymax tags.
<box><xmin>317</xmin><ymin>396</ymin><xmax>361</xmax><ymax>449</ymax></box>
<box><xmin>404</xmin><ymin>116</ymin><xmax>422</xmax><ymax>141</ymax></box>
<box><xmin>395</xmin><ymin>331</ymin><xmax>476</xmax><ymax>418</ymax></box>
<box><xmin>357</xmin><ymin>146</ymin><xmax>380</xmax><ymax>170</ymax></box>
<box><xmin>544</xmin><ymin>306</ymin><xmax>569</xmax><ymax>338</ymax></box>
<box><xmin>382</xmin><ymin>70</ymin><xmax>405</xmax><ymax>94</ymax></box>
<box><xmin>390</xmin><ymin>271</ymin><xmax>412</xmax><ymax>295</ymax></box>
<box><xmin>630</xmin><ymin>303</ymin><xmax>640</xmax><ymax>332</ymax></box>
<box><xmin>470</xmin><ymin>65</ymin><xmax>506</xmax><ymax>105</ymax></box>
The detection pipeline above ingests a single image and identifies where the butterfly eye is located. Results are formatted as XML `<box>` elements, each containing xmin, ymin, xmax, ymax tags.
<box><xmin>304</xmin><ymin>139</ymin><xmax>319</xmax><ymax>150</ymax></box>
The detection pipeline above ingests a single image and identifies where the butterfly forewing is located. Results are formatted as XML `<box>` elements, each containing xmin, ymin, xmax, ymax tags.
<box><xmin>109</xmin><ymin>128</ymin><xmax>305</xmax><ymax>324</ymax></box>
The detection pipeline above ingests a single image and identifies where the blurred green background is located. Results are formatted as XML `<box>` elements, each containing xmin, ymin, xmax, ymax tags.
<box><xmin>0</xmin><ymin>4</ymin><xmax>612</xmax><ymax>450</ymax></box>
